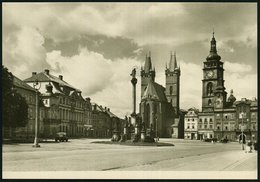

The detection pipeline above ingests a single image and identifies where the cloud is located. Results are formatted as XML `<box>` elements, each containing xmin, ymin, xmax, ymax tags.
<box><xmin>4</xmin><ymin>3</ymin><xmax>256</xmax><ymax>47</ymax></box>
<box><xmin>43</xmin><ymin>35</ymin><xmax>141</xmax><ymax>60</ymax></box>
<box><xmin>225</xmin><ymin>61</ymin><xmax>252</xmax><ymax>73</ymax></box>
<box><xmin>225</xmin><ymin>73</ymin><xmax>257</xmax><ymax>101</ymax></box>
<box><xmin>3</xmin><ymin>25</ymin><xmax>49</xmax><ymax>78</ymax></box>
<box><xmin>46</xmin><ymin>47</ymin><xmax>141</xmax><ymax>117</ymax></box>
<box><xmin>3</xmin><ymin>3</ymin><xmax>257</xmax><ymax>117</ymax></box>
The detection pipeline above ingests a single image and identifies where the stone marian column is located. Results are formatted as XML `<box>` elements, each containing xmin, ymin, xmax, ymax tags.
<box><xmin>130</xmin><ymin>68</ymin><xmax>137</xmax><ymax>126</ymax></box>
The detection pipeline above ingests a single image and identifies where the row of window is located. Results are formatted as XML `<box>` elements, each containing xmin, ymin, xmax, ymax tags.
<box><xmin>186</xmin><ymin>125</ymin><xmax>195</xmax><ymax>129</ymax></box>
<box><xmin>186</xmin><ymin>118</ymin><xmax>196</xmax><ymax>122</ymax></box>
<box><xmin>199</xmin><ymin>118</ymin><xmax>213</xmax><ymax>122</ymax></box>
<box><xmin>60</xmin><ymin>108</ymin><xmax>85</xmax><ymax>122</ymax></box>
<box><xmin>198</xmin><ymin>125</ymin><xmax>213</xmax><ymax>129</ymax></box>
<box><xmin>60</xmin><ymin>125</ymin><xmax>85</xmax><ymax>134</ymax></box>
<box><xmin>59</xmin><ymin>97</ymin><xmax>85</xmax><ymax>109</ymax></box>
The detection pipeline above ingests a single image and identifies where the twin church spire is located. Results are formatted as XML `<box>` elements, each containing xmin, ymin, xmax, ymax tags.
<box><xmin>167</xmin><ymin>51</ymin><xmax>180</xmax><ymax>72</ymax></box>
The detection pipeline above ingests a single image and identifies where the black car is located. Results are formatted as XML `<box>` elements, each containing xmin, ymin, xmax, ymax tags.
<box><xmin>220</xmin><ymin>138</ymin><xmax>228</xmax><ymax>143</ymax></box>
<box><xmin>203</xmin><ymin>138</ymin><xmax>217</xmax><ymax>142</ymax></box>
<box><xmin>55</xmin><ymin>132</ymin><xmax>68</xmax><ymax>142</ymax></box>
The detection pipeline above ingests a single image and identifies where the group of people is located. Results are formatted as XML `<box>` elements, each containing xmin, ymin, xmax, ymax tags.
<box><xmin>245</xmin><ymin>140</ymin><xmax>257</xmax><ymax>153</ymax></box>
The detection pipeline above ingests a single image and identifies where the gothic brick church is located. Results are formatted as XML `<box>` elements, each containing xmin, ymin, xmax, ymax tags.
<box><xmin>139</xmin><ymin>52</ymin><xmax>185</xmax><ymax>138</ymax></box>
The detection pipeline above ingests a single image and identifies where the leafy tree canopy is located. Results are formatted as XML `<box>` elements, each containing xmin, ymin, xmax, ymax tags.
<box><xmin>2</xmin><ymin>66</ymin><xmax>28</xmax><ymax>128</ymax></box>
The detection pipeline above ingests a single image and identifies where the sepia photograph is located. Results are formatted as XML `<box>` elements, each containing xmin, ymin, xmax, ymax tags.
<box><xmin>2</xmin><ymin>2</ymin><xmax>258</xmax><ymax>179</ymax></box>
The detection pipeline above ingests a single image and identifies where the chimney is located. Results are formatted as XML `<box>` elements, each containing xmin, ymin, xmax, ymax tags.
<box><xmin>44</xmin><ymin>69</ymin><xmax>50</xmax><ymax>75</ymax></box>
<box><xmin>108</xmin><ymin>108</ymin><xmax>110</xmax><ymax>112</ymax></box>
<box><xmin>105</xmin><ymin>107</ymin><xmax>107</xmax><ymax>110</ymax></box>
<box><xmin>85</xmin><ymin>97</ymin><xmax>91</xmax><ymax>102</ymax></box>
<box><xmin>32</xmin><ymin>72</ymin><xmax>37</xmax><ymax>76</ymax></box>
<box><xmin>59</xmin><ymin>75</ymin><xmax>63</xmax><ymax>80</ymax></box>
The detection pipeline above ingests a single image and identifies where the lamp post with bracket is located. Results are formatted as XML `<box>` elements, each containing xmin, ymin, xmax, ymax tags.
<box><xmin>32</xmin><ymin>79</ymin><xmax>41</xmax><ymax>148</ymax></box>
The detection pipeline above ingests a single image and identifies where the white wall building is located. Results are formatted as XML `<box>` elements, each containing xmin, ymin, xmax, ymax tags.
<box><xmin>184</xmin><ymin>108</ymin><xmax>199</xmax><ymax>140</ymax></box>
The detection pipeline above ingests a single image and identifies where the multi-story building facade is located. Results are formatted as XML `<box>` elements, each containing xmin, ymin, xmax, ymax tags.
<box><xmin>24</xmin><ymin>69</ymin><xmax>87</xmax><ymax>138</ymax></box>
<box><xmin>5</xmin><ymin>75</ymin><xmax>45</xmax><ymax>140</ymax></box>
<box><xmin>91</xmin><ymin>104</ymin><xmax>121</xmax><ymax>138</ymax></box>
<box><xmin>184</xmin><ymin>108</ymin><xmax>199</xmax><ymax>140</ymax></box>
<box><xmin>198</xmin><ymin>32</ymin><xmax>258</xmax><ymax>141</ymax></box>
<box><xmin>23</xmin><ymin>69</ymin><xmax>122</xmax><ymax>139</ymax></box>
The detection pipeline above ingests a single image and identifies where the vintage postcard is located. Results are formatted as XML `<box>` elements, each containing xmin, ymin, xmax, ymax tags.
<box><xmin>2</xmin><ymin>2</ymin><xmax>257</xmax><ymax>179</ymax></box>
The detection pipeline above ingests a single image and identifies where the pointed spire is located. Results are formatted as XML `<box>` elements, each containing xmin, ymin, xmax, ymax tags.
<box><xmin>144</xmin><ymin>51</ymin><xmax>152</xmax><ymax>73</ymax></box>
<box><xmin>210</xmin><ymin>32</ymin><xmax>217</xmax><ymax>53</ymax></box>
<box><xmin>206</xmin><ymin>31</ymin><xmax>221</xmax><ymax>61</ymax></box>
<box><xmin>169</xmin><ymin>51</ymin><xmax>178</xmax><ymax>71</ymax></box>
<box><xmin>173</xmin><ymin>51</ymin><xmax>177</xmax><ymax>69</ymax></box>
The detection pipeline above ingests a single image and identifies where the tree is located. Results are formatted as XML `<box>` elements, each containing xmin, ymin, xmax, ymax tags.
<box><xmin>2</xmin><ymin>66</ymin><xmax>28</xmax><ymax>136</ymax></box>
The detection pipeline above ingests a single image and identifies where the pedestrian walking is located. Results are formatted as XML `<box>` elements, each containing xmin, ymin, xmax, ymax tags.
<box><xmin>246</xmin><ymin>140</ymin><xmax>252</xmax><ymax>153</ymax></box>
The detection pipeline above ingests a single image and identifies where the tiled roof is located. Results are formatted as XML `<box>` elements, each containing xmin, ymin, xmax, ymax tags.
<box><xmin>142</xmin><ymin>80</ymin><xmax>167</xmax><ymax>102</ymax></box>
<box><xmin>24</xmin><ymin>72</ymin><xmax>79</xmax><ymax>91</ymax></box>
<box><xmin>13</xmin><ymin>75</ymin><xmax>35</xmax><ymax>92</ymax></box>
<box><xmin>105</xmin><ymin>110</ymin><xmax>118</xmax><ymax>118</ymax></box>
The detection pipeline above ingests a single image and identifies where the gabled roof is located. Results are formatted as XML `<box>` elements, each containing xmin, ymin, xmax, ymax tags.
<box><xmin>105</xmin><ymin>110</ymin><xmax>118</xmax><ymax>118</ymax></box>
<box><xmin>142</xmin><ymin>79</ymin><xmax>167</xmax><ymax>102</ymax></box>
<box><xmin>24</xmin><ymin>71</ymin><xmax>79</xmax><ymax>91</ymax></box>
<box><xmin>13</xmin><ymin>75</ymin><xmax>35</xmax><ymax>92</ymax></box>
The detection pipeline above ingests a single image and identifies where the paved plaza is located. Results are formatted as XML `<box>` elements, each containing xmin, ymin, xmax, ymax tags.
<box><xmin>3</xmin><ymin>138</ymin><xmax>257</xmax><ymax>172</ymax></box>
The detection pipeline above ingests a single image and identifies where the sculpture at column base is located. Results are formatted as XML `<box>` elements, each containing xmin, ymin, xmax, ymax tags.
<box><xmin>132</xmin><ymin>134</ymin><xmax>140</xmax><ymax>143</ymax></box>
<box><xmin>111</xmin><ymin>130</ymin><xmax>120</xmax><ymax>142</ymax></box>
<box><xmin>119</xmin><ymin>133</ymin><xmax>127</xmax><ymax>142</ymax></box>
<box><xmin>144</xmin><ymin>128</ymin><xmax>155</xmax><ymax>143</ymax></box>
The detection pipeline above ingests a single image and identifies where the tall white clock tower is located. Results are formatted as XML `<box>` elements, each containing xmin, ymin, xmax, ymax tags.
<box><xmin>202</xmin><ymin>32</ymin><xmax>227</xmax><ymax>112</ymax></box>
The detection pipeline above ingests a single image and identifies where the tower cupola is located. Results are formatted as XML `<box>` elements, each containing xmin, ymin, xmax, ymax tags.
<box><xmin>206</xmin><ymin>31</ymin><xmax>221</xmax><ymax>61</ymax></box>
<box><xmin>227</xmin><ymin>89</ymin><xmax>236</xmax><ymax>103</ymax></box>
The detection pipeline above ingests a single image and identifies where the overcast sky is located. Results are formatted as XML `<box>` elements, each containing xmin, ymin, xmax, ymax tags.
<box><xmin>3</xmin><ymin>3</ymin><xmax>257</xmax><ymax>118</ymax></box>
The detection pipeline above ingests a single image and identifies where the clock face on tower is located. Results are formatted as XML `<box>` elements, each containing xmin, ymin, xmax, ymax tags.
<box><xmin>206</xmin><ymin>70</ymin><xmax>214</xmax><ymax>78</ymax></box>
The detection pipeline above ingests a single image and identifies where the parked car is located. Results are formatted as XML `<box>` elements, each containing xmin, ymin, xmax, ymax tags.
<box><xmin>203</xmin><ymin>138</ymin><xmax>217</xmax><ymax>142</ymax></box>
<box><xmin>55</xmin><ymin>132</ymin><xmax>68</xmax><ymax>142</ymax></box>
<box><xmin>220</xmin><ymin>138</ymin><xmax>229</xmax><ymax>143</ymax></box>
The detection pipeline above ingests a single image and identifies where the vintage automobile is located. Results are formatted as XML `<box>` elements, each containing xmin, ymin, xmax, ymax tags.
<box><xmin>55</xmin><ymin>132</ymin><xmax>68</xmax><ymax>142</ymax></box>
<box><xmin>220</xmin><ymin>138</ymin><xmax>229</xmax><ymax>143</ymax></box>
<box><xmin>203</xmin><ymin>138</ymin><xmax>217</xmax><ymax>142</ymax></box>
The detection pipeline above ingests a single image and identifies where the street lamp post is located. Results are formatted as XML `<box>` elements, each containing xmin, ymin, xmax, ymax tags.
<box><xmin>240</xmin><ymin>112</ymin><xmax>245</xmax><ymax>150</ymax></box>
<box><xmin>155</xmin><ymin>116</ymin><xmax>158</xmax><ymax>143</ymax></box>
<box><xmin>32</xmin><ymin>80</ymin><xmax>41</xmax><ymax>148</ymax></box>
